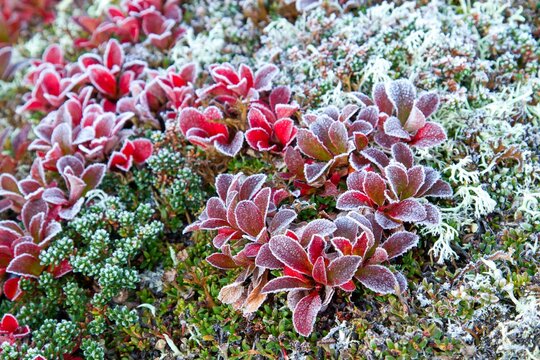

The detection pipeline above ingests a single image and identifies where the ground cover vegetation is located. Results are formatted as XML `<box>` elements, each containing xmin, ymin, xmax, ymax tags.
<box><xmin>0</xmin><ymin>0</ymin><xmax>538</xmax><ymax>358</ymax></box>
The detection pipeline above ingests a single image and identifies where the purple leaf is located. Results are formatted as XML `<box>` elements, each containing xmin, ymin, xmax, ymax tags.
<box><xmin>357</xmin><ymin>105</ymin><xmax>379</xmax><ymax>127</ymax></box>
<box><xmin>385</xmin><ymin>164</ymin><xmax>408</xmax><ymax>199</ymax></box>
<box><xmin>82</xmin><ymin>164</ymin><xmax>106</xmax><ymax>191</ymax></box>
<box><xmin>333</xmin><ymin>216</ymin><xmax>358</xmax><ymax>241</ymax></box>
<box><xmin>372</xmin><ymin>82</ymin><xmax>393</xmax><ymax>115</ymax></box>
<box><xmin>42</xmin><ymin>188</ymin><xmax>68</xmax><ymax>205</ymax></box>
<box><xmin>304</xmin><ymin>161</ymin><xmax>331</xmax><ymax>184</ymax></box>
<box><xmin>216</xmin><ymin>174</ymin><xmax>234</xmax><ymax>201</ymax></box>
<box><xmin>253</xmin><ymin>64</ymin><xmax>278</xmax><ymax>91</ymax></box>
<box><xmin>424</xmin><ymin>179</ymin><xmax>453</xmax><ymax>198</ymax></box>
<box><xmin>297</xmin><ymin>129</ymin><xmax>333</xmax><ymax>161</ymax></box>
<box><xmin>383</xmin><ymin>117</ymin><xmax>410</xmax><ymax>139</ymax></box>
<box><xmin>268</xmin><ymin>209</ymin><xmax>297</xmax><ymax>234</ymax></box>
<box><xmin>293</xmin><ymin>291</ymin><xmax>322</xmax><ymax>336</ymax></box>
<box><xmin>394</xmin><ymin>271</ymin><xmax>408</xmax><ymax>293</ymax></box>
<box><xmin>415</xmin><ymin>92</ymin><xmax>439</xmax><ymax>118</ymax></box>
<box><xmin>261</xmin><ymin>276</ymin><xmax>312</xmax><ymax>294</ymax></box>
<box><xmin>374</xmin><ymin>211</ymin><xmax>402</xmax><ymax>230</ymax></box>
<box><xmin>300</xmin><ymin>219</ymin><xmax>336</xmax><ymax>247</ymax></box>
<box><xmin>206</xmin><ymin>253</ymin><xmax>238</xmax><ymax>269</ymax></box>
<box><xmin>206</xmin><ymin>197</ymin><xmax>227</xmax><ymax>220</ymax></box>
<box><xmin>239</xmin><ymin>174</ymin><xmax>266</xmax><ymax>200</ymax></box>
<box><xmin>269</xmin><ymin>235</ymin><xmax>312</xmax><ymax>275</ymax></box>
<box><xmin>215</xmin><ymin>131</ymin><xmax>244</xmax><ymax>157</ymax></box>
<box><xmin>336</xmin><ymin>190</ymin><xmax>372</xmax><ymax>210</ymax></box>
<box><xmin>404</xmin><ymin>166</ymin><xmax>425</xmax><ymax>199</ymax></box>
<box><xmin>387</xmin><ymin>80</ymin><xmax>416</xmax><ymax>123</ymax></box>
<box><xmin>327</xmin><ymin>255</ymin><xmax>362</xmax><ymax>286</ymax></box>
<box><xmin>391</xmin><ymin>143</ymin><xmax>414</xmax><ymax>168</ymax></box>
<box><xmin>360</xmin><ymin>148</ymin><xmax>390</xmax><ymax>171</ymax></box>
<box><xmin>255</xmin><ymin>243</ymin><xmax>283</xmax><ymax>269</ymax></box>
<box><xmin>235</xmin><ymin>200</ymin><xmax>264</xmax><ymax>237</ymax></box>
<box><xmin>384</xmin><ymin>199</ymin><xmax>427</xmax><ymax>222</ymax></box>
<box><xmin>382</xmin><ymin>231</ymin><xmax>419</xmax><ymax>259</ymax></box>
<box><xmin>419</xmin><ymin>203</ymin><xmax>441</xmax><ymax>225</ymax></box>
<box><xmin>356</xmin><ymin>264</ymin><xmax>398</xmax><ymax>294</ymax></box>
<box><xmin>327</xmin><ymin>121</ymin><xmax>348</xmax><ymax>154</ymax></box>
<box><xmin>363</xmin><ymin>171</ymin><xmax>386</xmax><ymax>206</ymax></box>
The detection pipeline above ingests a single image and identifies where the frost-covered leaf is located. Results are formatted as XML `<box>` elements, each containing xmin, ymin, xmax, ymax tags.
<box><xmin>410</xmin><ymin>122</ymin><xmax>446</xmax><ymax>148</ymax></box>
<box><xmin>269</xmin><ymin>235</ymin><xmax>312</xmax><ymax>274</ymax></box>
<box><xmin>261</xmin><ymin>276</ymin><xmax>311</xmax><ymax>294</ymax></box>
<box><xmin>391</xmin><ymin>143</ymin><xmax>414</xmax><ymax>168</ymax></box>
<box><xmin>327</xmin><ymin>255</ymin><xmax>362</xmax><ymax>286</ymax></box>
<box><xmin>235</xmin><ymin>200</ymin><xmax>264</xmax><ymax>237</ymax></box>
<box><xmin>300</xmin><ymin>219</ymin><xmax>337</xmax><ymax>246</ymax></box>
<box><xmin>382</xmin><ymin>231</ymin><xmax>419</xmax><ymax>259</ymax></box>
<box><xmin>384</xmin><ymin>199</ymin><xmax>427</xmax><ymax>222</ymax></box>
<box><xmin>336</xmin><ymin>190</ymin><xmax>372</xmax><ymax>210</ymax></box>
<box><xmin>415</xmin><ymin>92</ymin><xmax>439</xmax><ymax>118</ymax></box>
<box><xmin>206</xmin><ymin>253</ymin><xmax>237</xmax><ymax>269</ymax></box>
<box><xmin>363</xmin><ymin>171</ymin><xmax>386</xmax><ymax>206</ymax></box>
<box><xmin>293</xmin><ymin>291</ymin><xmax>322</xmax><ymax>336</ymax></box>
<box><xmin>387</xmin><ymin>79</ymin><xmax>416</xmax><ymax>123</ymax></box>
<box><xmin>356</xmin><ymin>265</ymin><xmax>398</xmax><ymax>294</ymax></box>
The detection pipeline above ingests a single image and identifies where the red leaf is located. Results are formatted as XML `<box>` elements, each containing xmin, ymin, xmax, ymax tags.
<box><xmin>311</xmin><ymin>257</ymin><xmax>327</xmax><ymax>284</ymax></box>
<box><xmin>384</xmin><ymin>199</ymin><xmax>427</xmax><ymax>222</ymax></box>
<box><xmin>206</xmin><ymin>253</ymin><xmax>237</xmax><ymax>269</ymax></box>
<box><xmin>363</xmin><ymin>171</ymin><xmax>386</xmax><ymax>206</ymax></box>
<box><xmin>245</xmin><ymin>128</ymin><xmax>271</xmax><ymax>151</ymax></box>
<box><xmin>307</xmin><ymin>235</ymin><xmax>326</xmax><ymax>264</ymax></box>
<box><xmin>415</xmin><ymin>92</ymin><xmax>439</xmax><ymax>118</ymax></box>
<box><xmin>382</xmin><ymin>231</ymin><xmax>419</xmax><ymax>259</ymax></box>
<box><xmin>336</xmin><ymin>190</ymin><xmax>372</xmax><ymax>210</ymax></box>
<box><xmin>0</xmin><ymin>313</ymin><xmax>19</xmax><ymax>333</ymax></box>
<box><xmin>274</xmin><ymin>118</ymin><xmax>297</xmax><ymax>147</ymax></box>
<box><xmin>326</xmin><ymin>255</ymin><xmax>362</xmax><ymax>286</ymax></box>
<box><xmin>261</xmin><ymin>276</ymin><xmax>312</xmax><ymax>294</ymax></box>
<box><xmin>293</xmin><ymin>291</ymin><xmax>322</xmax><ymax>336</ymax></box>
<box><xmin>88</xmin><ymin>65</ymin><xmax>117</xmax><ymax>97</ymax></box>
<box><xmin>235</xmin><ymin>200</ymin><xmax>264</xmax><ymax>237</ymax></box>
<box><xmin>132</xmin><ymin>138</ymin><xmax>153</xmax><ymax>164</ymax></box>
<box><xmin>387</xmin><ymin>79</ymin><xmax>416</xmax><ymax>123</ymax></box>
<box><xmin>104</xmin><ymin>39</ymin><xmax>124</xmax><ymax>70</ymax></box>
<box><xmin>356</xmin><ymin>264</ymin><xmax>398</xmax><ymax>294</ymax></box>
<box><xmin>409</xmin><ymin>122</ymin><xmax>446</xmax><ymax>148</ymax></box>
<box><xmin>6</xmin><ymin>254</ymin><xmax>43</xmax><ymax>278</ymax></box>
<box><xmin>3</xmin><ymin>277</ymin><xmax>22</xmax><ymax>301</ymax></box>
<box><xmin>269</xmin><ymin>235</ymin><xmax>312</xmax><ymax>275</ymax></box>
